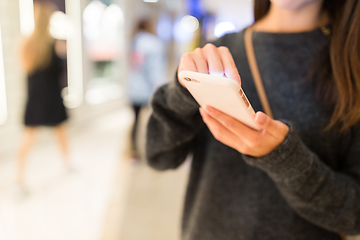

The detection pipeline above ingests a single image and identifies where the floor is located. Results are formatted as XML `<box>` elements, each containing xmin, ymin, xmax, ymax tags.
<box><xmin>102</xmin><ymin>107</ymin><xmax>190</xmax><ymax>240</ymax></box>
<box><xmin>0</xmin><ymin>106</ymin><xmax>357</xmax><ymax>240</ymax></box>
<box><xmin>118</xmin><ymin>156</ymin><xmax>189</xmax><ymax>240</ymax></box>
<box><xmin>0</xmin><ymin>106</ymin><xmax>190</xmax><ymax>240</ymax></box>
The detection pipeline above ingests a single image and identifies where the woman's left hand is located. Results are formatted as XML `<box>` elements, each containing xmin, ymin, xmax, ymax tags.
<box><xmin>199</xmin><ymin>106</ymin><xmax>289</xmax><ymax>157</ymax></box>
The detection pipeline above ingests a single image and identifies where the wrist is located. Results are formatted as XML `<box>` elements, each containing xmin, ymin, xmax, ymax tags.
<box><xmin>241</xmin><ymin>121</ymin><xmax>310</xmax><ymax>182</ymax></box>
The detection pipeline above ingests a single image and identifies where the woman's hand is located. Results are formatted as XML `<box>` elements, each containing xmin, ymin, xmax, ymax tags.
<box><xmin>178</xmin><ymin>43</ymin><xmax>241</xmax><ymax>87</ymax></box>
<box><xmin>199</xmin><ymin>106</ymin><xmax>289</xmax><ymax>157</ymax></box>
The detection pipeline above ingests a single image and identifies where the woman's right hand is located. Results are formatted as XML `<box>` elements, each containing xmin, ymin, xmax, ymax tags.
<box><xmin>177</xmin><ymin>43</ymin><xmax>241</xmax><ymax>88</ymax></box>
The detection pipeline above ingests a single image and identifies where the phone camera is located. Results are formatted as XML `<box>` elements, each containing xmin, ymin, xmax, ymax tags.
<box><xmin>184</xmin><ymin>77</ymin><xmax>192</xmax><ymax>82</ymax></box>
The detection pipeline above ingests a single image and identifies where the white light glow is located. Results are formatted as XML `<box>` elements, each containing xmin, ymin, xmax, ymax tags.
<box><xmin>214</xmin><ymin>21</ymin><xmax>237</xmax><ymax>38</ymax></box>
<box><xmin>19</xmin><ymin>0</ymin><xmax>35</xmax><ymax>36</ymax></box>
<box><xmin>103</xmin><ymin>4</ymin><xmax>124</xmax><ymax>26</ymax></box>
<box><xmin>50</xmin><ymin>11</ymin><xmax>75</xmax><ymax>40</ymax></box>
<box><xmin>0</xmin><ymin>25</ymin><xmax>8</xmax><ymax>125</ymax></box>
<box><xmin>181</xmin><ymin>15</ymin><xmax>199</xmax><ymax>33</ymax></box>
<box><xmin>173</xmin><ymin>16</ymin><xmax>194</xmax><ymax>43</ymax></box>
<box><xmin>83</xmin><ymin>1</ymin><xmax>106</xmax><ymax>25</ymax></box>
<box><xmin>83</xmin><ymin>1</ymin><xmax>106</xmax><ymax>42</ymax></box>
<box><xmin>144</xmin><ymin>0</ymin><xmax>158</xmax><ymax>2</ymax></box>
<box><xmin>65</xmin><ymin>0</ymin><xmax>83</xmax><ymax>108</ymax></box>
<box><xmin>83</xmin><ymin>2</ymin><xmax>124</xmax><ymax>61</ymax></box>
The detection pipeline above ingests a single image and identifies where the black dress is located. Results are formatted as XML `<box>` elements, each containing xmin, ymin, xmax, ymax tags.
<box><xmin>24</xmin><ymin>47</ymin><xmax>67</xmax><ymax>126</ymax></box>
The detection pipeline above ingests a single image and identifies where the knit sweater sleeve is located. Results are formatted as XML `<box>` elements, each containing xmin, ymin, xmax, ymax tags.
<box><xmin>242</xmin><ymin>122</ymin><xmax>360</xmax><ymax>235</ymax></box>
<box><xmin>146</xmin><ymin>77</ymin><xmax>203</xmax><ymax>170</ymax></box>
<box><xmin>145</xmin><ymin>35</ymin><xmax>229</xmax><ymax>171</ymax></box>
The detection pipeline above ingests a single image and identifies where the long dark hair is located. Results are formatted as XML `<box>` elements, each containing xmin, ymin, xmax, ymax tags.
<box><xmin>254</xmin><ymin>0</ymin><xmax>360</xmax><ymax>132</ymax></box>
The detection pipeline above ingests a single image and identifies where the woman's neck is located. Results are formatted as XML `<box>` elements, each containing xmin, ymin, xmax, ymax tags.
<box><xmin>254</xmin><ymin>2</ymin><xmax>329</xmax><ymax>33</ymax></box>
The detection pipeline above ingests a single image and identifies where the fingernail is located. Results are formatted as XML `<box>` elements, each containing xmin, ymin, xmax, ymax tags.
<box><xmin>224</xmin><ymin>70</ymin><xmax>236</xmax><ymax>79</ymax></box>
<box><xmin>205</xmin><ymin>106</ymin><xmax>212</xmax><ymax>114</ymax></box>
<box><xmin>224</xmin><ymin>70</ymin><xmax>231</xmax><ymax>79</ymax></box>
<box><xmin>256</xmin><ymin>112</ymin><xmax>266</xmax><ymax>124</ymax></box>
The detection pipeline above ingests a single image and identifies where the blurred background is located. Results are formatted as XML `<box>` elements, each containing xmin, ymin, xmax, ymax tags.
<box><xmin>0</xmin><ymin>0</ymin><xmax>253</xmax><ymax>239</ymax></box>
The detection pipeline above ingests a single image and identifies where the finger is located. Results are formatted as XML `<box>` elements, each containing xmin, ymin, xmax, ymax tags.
<box><xmin>202</xmin><ymin>43</ymin><xmax>224</xmax><ymax>76</ymax></box>
<box><xmin>254</xmin><ymin>111</ymin><xmax>289</xmax><ymax>139</ymax></box>
<box><xmin>192</xmin><ymin>48</ymin><xmax>209</xmax><ymax>74</ymax></box>
<box><xmin>204</xmin><ymin>106</ymin><xmax>259</xmax><ymax>139</ymax></box>
<box><xmin>178</xmin><ymin>53</ymin><xmax>198</xmax><ymax>87</ymax></box>
<box><xmin>179</xmin><ymin>52</ymin><xmax>198</xmax><ymax>72</ymax></box>
<box><xmin>200</xmin><ymin>108</ymin><xmax>245</xmax><ymax>151</ymax></box>
<box><xmin>218</xmin><ymin>46</ymin><xmax>241</xmax><ymax>85</ymax></box>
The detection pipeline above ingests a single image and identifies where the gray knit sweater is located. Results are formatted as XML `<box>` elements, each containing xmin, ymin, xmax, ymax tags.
<box><xmin>146</xmin><ymin>28</ymin><xmax>360</xmax><ymax>240</ymax></box>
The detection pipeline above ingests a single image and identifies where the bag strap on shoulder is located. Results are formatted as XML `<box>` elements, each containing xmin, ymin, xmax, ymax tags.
<box><xmin>244</xmin><ymin>26</ymin><xmax>273</xmax><ymax>119</ymax></box>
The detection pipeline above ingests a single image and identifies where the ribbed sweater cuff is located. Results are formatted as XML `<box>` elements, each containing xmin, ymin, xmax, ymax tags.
<box><xmin>242</xmin><ymin>122</ymin><xmax>314</xmax><ymax>183</ymax></box>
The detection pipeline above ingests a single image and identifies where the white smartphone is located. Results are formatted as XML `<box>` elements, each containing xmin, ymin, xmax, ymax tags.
<box><xmin>179</xmin><ymin>70</ymin><xmax>260</xmax><ymax>130</ymax></box>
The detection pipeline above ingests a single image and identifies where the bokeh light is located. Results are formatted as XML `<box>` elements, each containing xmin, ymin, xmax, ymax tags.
<box><xmin>83</xmin><ymin>0</ymin><xmax>106</xmax><ymax>41</ymax></box>
<box><xmin>214</xmin><ymin>21</ymin><xmax>237</xmax><ymax>38</ymax></box>
<box><xmin>49</xmin><ymin>11</ymin><xmax>75</xmax><ymax>40</ymax></box>
<box><xmin>103</xmin><ymin>4</ymin><xmax>124</xmax><ymax>26</ymax></box>
<box><xmin>173</xmin><ymin>16</ymin><xmax>194</xmax><ymax>43</ymax></box>
<box><xmin>180</xmin><ymin>15</ymin><xmax>199</xmax><ymax>33</ymax></box>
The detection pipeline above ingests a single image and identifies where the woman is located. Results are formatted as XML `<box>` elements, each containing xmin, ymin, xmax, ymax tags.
<box><xmin>146</xmin><ymin>0</ymin><xmax>360</xmax><ymax>239</ymax></box>
<box><xmin>128</xmin><ymin>19</ymin><xmax>166</xmax><ymax>159</ymax></box>
<box><xmin>17</xmin><ymin>2</ymin><xmax>69</xmax><ymax>193</ymax></box>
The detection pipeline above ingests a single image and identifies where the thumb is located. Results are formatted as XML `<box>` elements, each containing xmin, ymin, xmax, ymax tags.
<box><xmin>254</xmin><ymin>111</ymin><xmax>288</xmax><ymax>138</ymax></box>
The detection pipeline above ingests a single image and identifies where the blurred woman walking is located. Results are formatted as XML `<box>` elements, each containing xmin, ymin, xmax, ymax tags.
<box><xmin>16</xmin><ymin>2</ymin><xmax>69</xmax><ymax>195</ymax></box>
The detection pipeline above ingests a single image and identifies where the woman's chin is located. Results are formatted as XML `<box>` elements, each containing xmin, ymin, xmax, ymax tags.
<box><xmin>270</xmin><ymin>0</ymin><xmax>322</xmax><ymax>11</ymax></box>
